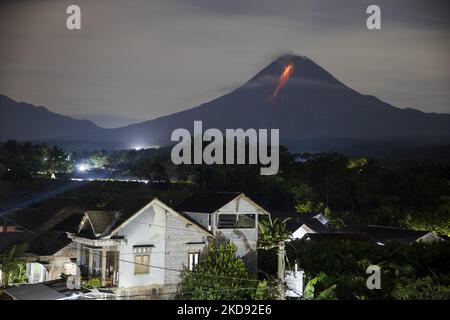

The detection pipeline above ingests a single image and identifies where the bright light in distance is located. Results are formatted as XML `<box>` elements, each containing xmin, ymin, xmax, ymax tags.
<box><xmin>77</xmin><ymin>164</ymin><xmax>88</xmax><ymax>172</ymax></box>
<box><xmin>132</xmin><ymin>145</ymin><xmax>146</xmax><ymax>151</ymax></box>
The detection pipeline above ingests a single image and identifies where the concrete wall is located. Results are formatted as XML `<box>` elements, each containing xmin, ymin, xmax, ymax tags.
<box><xmin>164</xmin><ymin>210</ymin><xmax>210</xmax><ymax>288</ymax></box>
<box><xmin>182</xmin><ymin>196</ymin><xmax>265</xmax><ymax>272</ymax></box>
<box><xmin>114</xmin><ymin>202</ymin><xmax>210</xmax><ymax>291</ymax></box>
<box><xmin>39</xmin><ymin>243</ymin><xmax>78</xmax><ymax>281</ymax></box>
<box><xmin>182</xmin><ymin>211</ymin><xmax>210</xmax><ymax>230</ymax></box>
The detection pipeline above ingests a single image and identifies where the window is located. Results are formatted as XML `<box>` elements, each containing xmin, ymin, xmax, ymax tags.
<box><xmin>188</xmin><ymin>252</ymin><xmax>200</xmax><ymax>271</ymax></box>
<box><xmin>237</xmin><ymin>214</ymin><xmax>256</xmax><ymax>228</ymax></box>
<box><xmin>134</xmin><ymin>255</ymin><xmax>150</xmax><ymax>275</ymax></box>
<box><xmin>217</xmin><ymin>214</ymin><xmax>256</xmax><ymax>229</ymax></box>
<box><xmin>218</xmin><ymin>214</ymin><xmax>237</xmax><ymax>228</ymax></box>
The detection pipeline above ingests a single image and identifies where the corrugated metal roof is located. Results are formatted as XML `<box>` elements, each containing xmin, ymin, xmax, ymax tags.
<box><xmin>4</xmin><ymin>283</ymin><xmax>66</xmax><ymax>300</ymax></box>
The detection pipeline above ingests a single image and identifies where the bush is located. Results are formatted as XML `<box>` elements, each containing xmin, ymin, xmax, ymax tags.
<box><xmin>82</xmin><ymin>276</ymin><xmax>102</xmax><ymax>289</ymax></box>
<box><xmin>178</xmin><ymin>241</ymin><xmax>259</xmax><ymax>300</ymax></box>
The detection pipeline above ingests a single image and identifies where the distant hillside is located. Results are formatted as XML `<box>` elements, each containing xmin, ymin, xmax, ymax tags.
<box><xmin>0</xmin><ymin>95</ymin><xmax>104</xmax><ymax>141</ymax></box>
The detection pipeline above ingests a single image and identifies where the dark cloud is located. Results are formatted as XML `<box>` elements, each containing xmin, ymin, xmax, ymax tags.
<box><xmin>0</xmin><ymin>0</ymin><xmax>448</xmax><ymax>128</ymax></box>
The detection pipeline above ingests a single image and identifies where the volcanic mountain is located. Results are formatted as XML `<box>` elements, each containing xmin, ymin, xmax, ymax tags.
<box><xmin>88</xmin><ymin>54</ymin><xmax>450</xmax><ymax>150</ymax></box>
<box><xmin>2</xmin><ymin>54</ymin><xmax>450</xmax><ymax>152</ymax></box>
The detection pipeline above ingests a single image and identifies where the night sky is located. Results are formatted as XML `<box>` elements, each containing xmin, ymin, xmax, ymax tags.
<box><xmin>0</xmin><ymin>0</ymin><xmax>449</xmax><ymax>127</ymax></box>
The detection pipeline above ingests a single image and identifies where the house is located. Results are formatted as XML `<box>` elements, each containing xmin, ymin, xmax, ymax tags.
<box><xmin>0</xmin><ymin>200</ymin><xmax>87</xmax><ymax>284</ymax></box>
<box><xmin>2</xmin><ymin>191</ymin><xmax>270</xmax><ymax>298</ymax></box>
<box><xmin>340</xmin><ymin>225</ymin><xmax>444</xmax><ymax>245</ymax></box>
<box><xmin>67</xmin><ymin>198</ymin><xmax>214</xmax><ymax>298</ymax></box>
<box><xmin>176</xmin><ymin>192</ymin><xmax>271</xmax><ymax>272</ymax></box>
<box><xmin>285</xmin><ymin>213</ymin><xmax>330</xmax><ymax>240</ymax></box>
<box><xmin>0</xmin><ymin>230</ymin><xmax>78</xmax><ymax>284</ymax></box>
<box><xmin>278</xmin><ymin>211</ymin><xmax>444</xmax><ymax>245</ymax></box>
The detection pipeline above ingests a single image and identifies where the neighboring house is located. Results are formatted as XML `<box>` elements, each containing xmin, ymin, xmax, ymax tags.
<box><xmin>176</xmin><ymin>192</ymin><xmax>271</xmax><ymax>272</ymax></box>
<box><xmin>286</xmin><ymin>213</ymin><xmax>330</xmax><ymax>240</ymax></box>
<box><xmin>340</xmin><ymin>225</ymin><xmax>444</xmax><ymax>245</ymax></box>
<box><xmin>0</xmin><ymin>195</ymin><xmax>148</xmax><ymax>286</ymax></box>
<box><xmin>67</xmin><ymin>198</ymin><xmax>214</xmax><ymax>298</ymax></box>
<box><xmin>281</xmin><ymin>212</ymin><xmax>443</xmax><ymax>245</ymax></box>
<box><xmin>0</xmin><ymin>201</ymin><xmax>87</xmax><ymax>284</ymax></box>
<box><xmin>0</xmin><ymin>230</ymin><xmax>78</xmax><ymax>284</ymax></box>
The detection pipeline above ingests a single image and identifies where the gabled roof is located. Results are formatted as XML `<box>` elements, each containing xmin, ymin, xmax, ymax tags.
<box><xmin>82</xmin><ymin>211</ymin><xmax>121</xmax><ymax>236</ymax></box>
<box><xmin>176</xmin><ymin>192</ymin><xmax>242</xmax><ymax>214</ymax></box>
<box><xmin>109</xmin><ymin>198</ymin><xmax>214</xmax><ymax>237</ymax></box>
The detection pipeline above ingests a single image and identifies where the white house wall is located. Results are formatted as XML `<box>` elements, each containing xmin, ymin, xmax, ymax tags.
<box><xmin>182</xmin><ymin>211</ymin><xmax>210</xmax><ymax>230</ymax></box>
<box><xmin>115</xmin><ymin>204</ymin><xmax>166</xmax><ymax>288</ymax></box>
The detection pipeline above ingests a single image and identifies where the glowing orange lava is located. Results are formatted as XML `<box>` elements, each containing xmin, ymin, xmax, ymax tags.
<box><xmin>269</xmin><ymin>63</ymin><xmax>294</xmax><ymax>101</ymax></box>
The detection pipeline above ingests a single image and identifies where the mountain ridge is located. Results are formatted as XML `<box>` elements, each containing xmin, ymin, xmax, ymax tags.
<box><xmin>0</xmin><ymin>94</ymin><xmax>103</xmax><ymax>141</ymax></box>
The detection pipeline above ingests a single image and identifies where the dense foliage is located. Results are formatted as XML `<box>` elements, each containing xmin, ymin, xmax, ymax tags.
<box><xmin>286</xmin><ymin>239</ymin><xmax>450</xmax><ymax>300</ymax></box>
<box><xmin>2</xmin><ymin>141</ymin><xmax>449</xmax><ymax>235</ymax></box>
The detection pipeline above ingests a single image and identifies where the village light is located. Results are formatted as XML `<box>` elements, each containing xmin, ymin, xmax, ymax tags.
<box><xmin>131</xmin><ymin>145</ymin><xmax>145</xmax><ymax>151</ymax></box>
<box><xmin>76</xmin><ymin>164</ymin><xmax>88</xmax><ymax>172</ymax></box>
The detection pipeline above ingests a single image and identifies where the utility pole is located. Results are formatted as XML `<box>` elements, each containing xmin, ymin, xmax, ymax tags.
<box><xmin>276</xmin><ymin>240</ymin><xmax>285</xmax><ymax>300</ymax></box>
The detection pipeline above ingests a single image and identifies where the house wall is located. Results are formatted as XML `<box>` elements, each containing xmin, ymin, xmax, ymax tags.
<box><xmin>115</xmin><ymin>205</ymin><xmax>167</xmax><ymax>289</ymax></box>
<box><xmin>213</xmin><ymin>197</ymin><xmax>262</xmax><ymax>272</ymax></box>
<box><xmin>39</xmin><ymin>243</ymin><xmax>78</xmax><ymax>281</ymax></box>
<box><xmin>164</xmin><ymin>210</ymin><xmax>210</xmax><ymax>291</ymax></box>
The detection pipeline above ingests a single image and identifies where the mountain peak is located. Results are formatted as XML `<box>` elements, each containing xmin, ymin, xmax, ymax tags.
<box><xmin>246</xmin><ymin>54</ymin><xmax>346</xmax><ymax>90</ymax></box>
<box><xmin>274</xmin><ymin>53</ymin><xmax>310</xmax><ymax>62</ymax></box>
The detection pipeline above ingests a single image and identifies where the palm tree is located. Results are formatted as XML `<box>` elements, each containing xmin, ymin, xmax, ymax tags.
<box><xmin>258</xmin><ymin>218</ymin><xmax>291</xmax><ymax>299</ymax></box>
<box><xmin>258</xmin><ymin>218</ymin><xmax>291</xmax><ymax>250</ymax></box>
